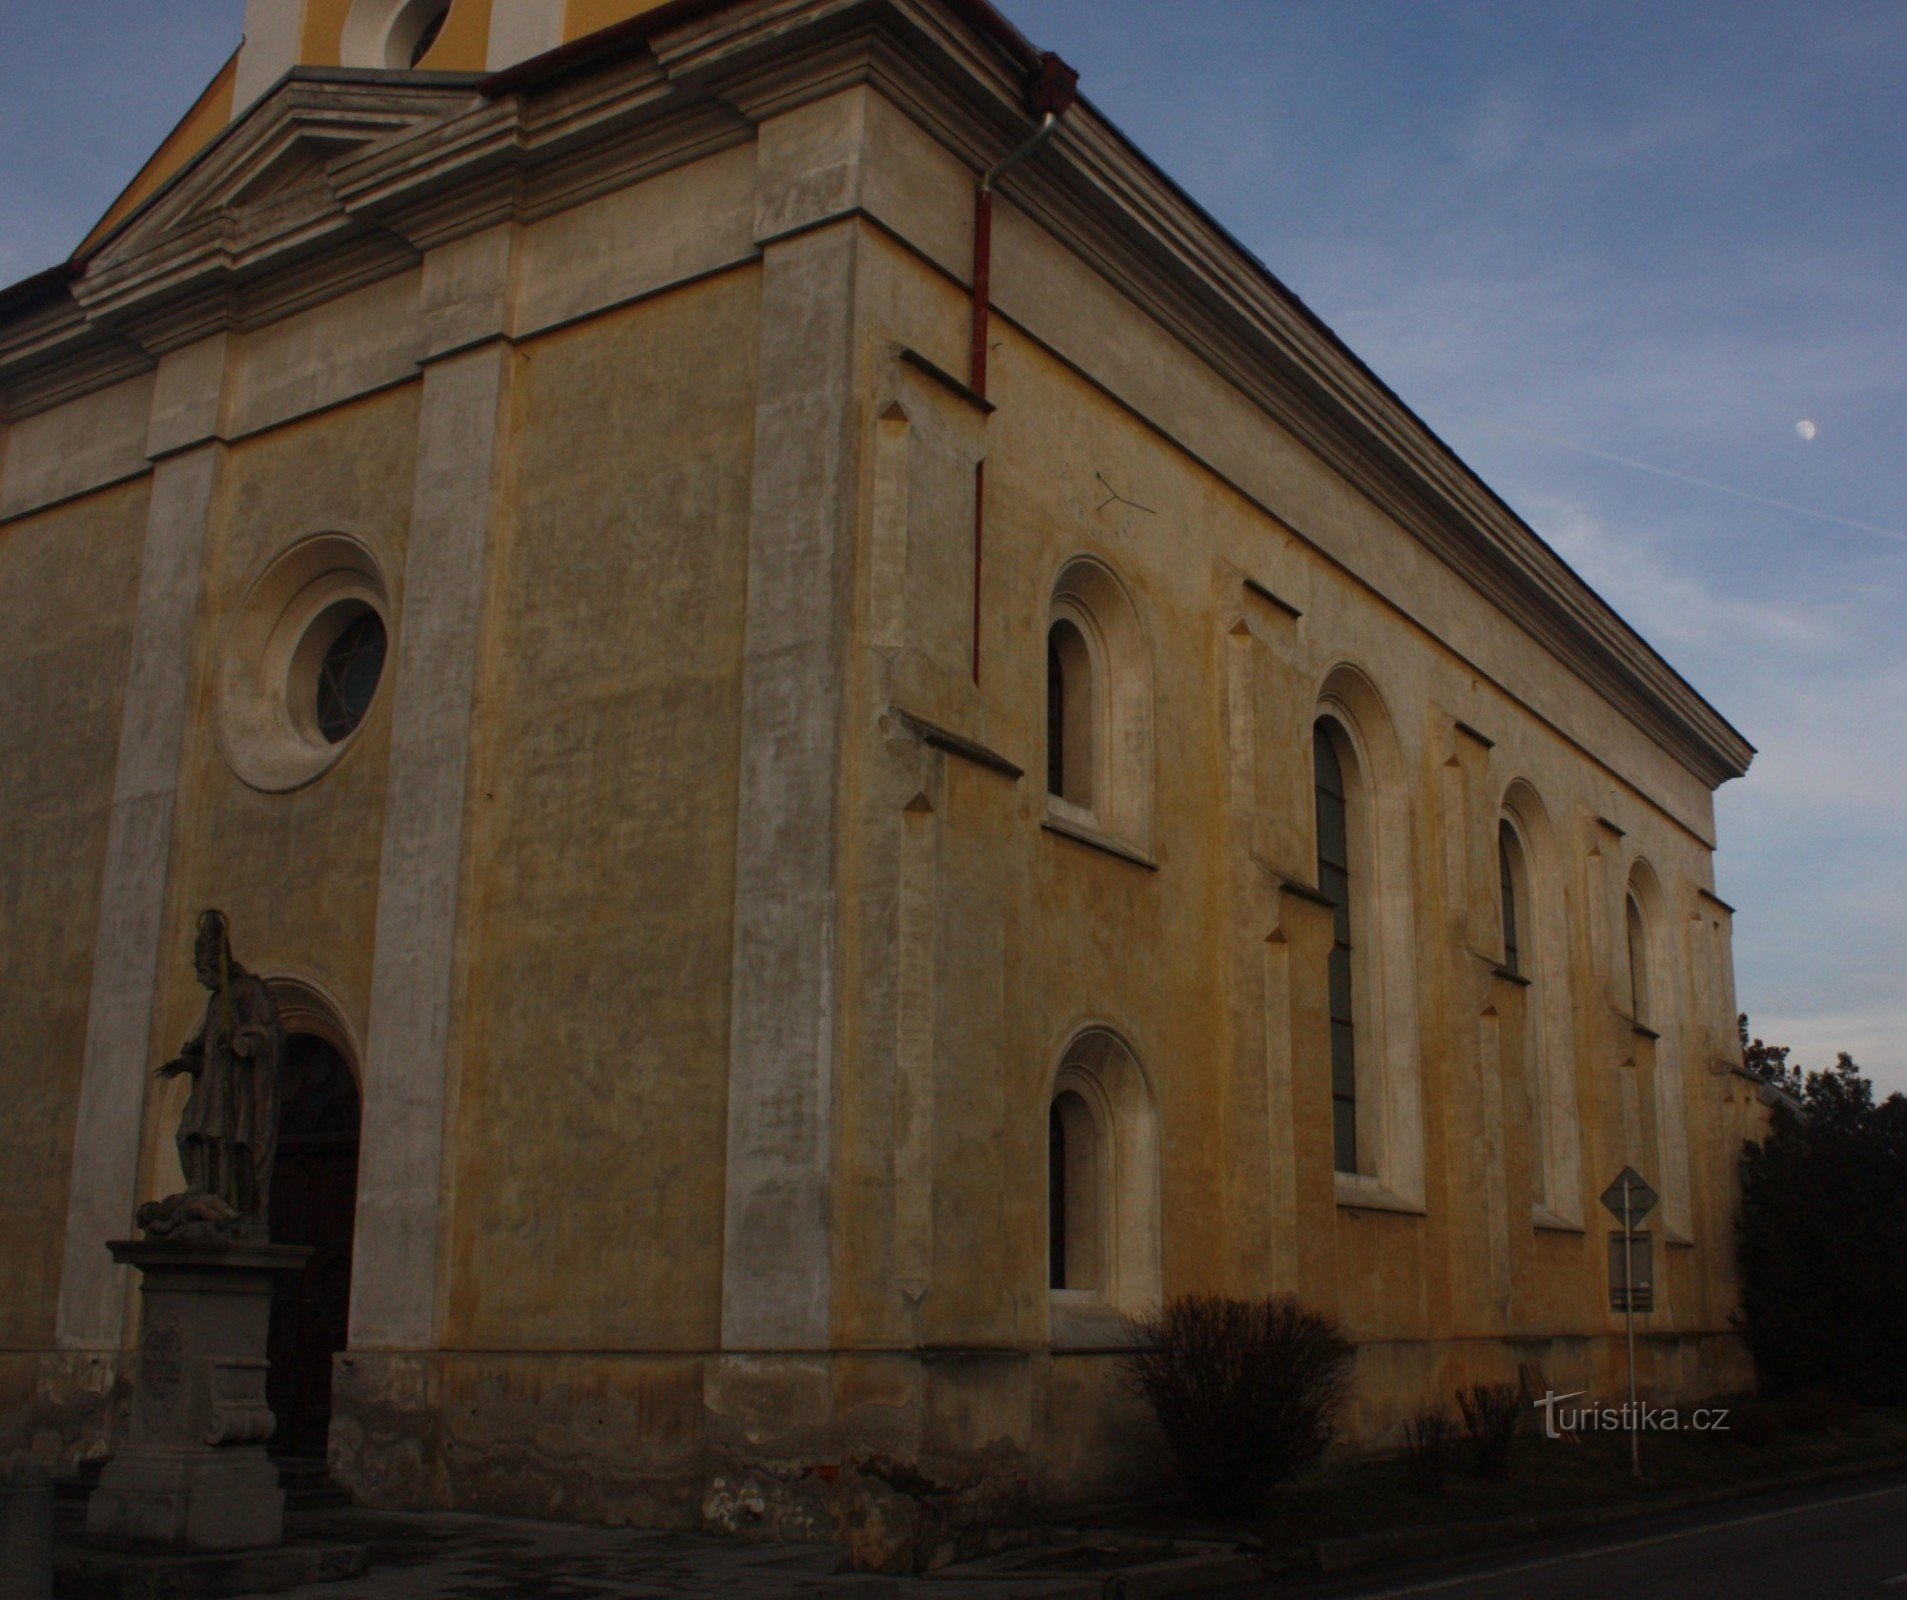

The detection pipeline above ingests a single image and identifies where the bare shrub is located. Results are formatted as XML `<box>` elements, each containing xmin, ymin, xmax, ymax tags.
<box><xmin>1398</xmin><ymin>1404</ymin><xmax>1456</xmax><ymax>1495</ymax></box>
<box><xmin>1456</xmin><ymin>1382</ymin><xmax>1521</xmax><ymax>1478</ymax></box>
<box><xmin>1120</xmin><ymin>1294</ymin><xmax>1356</xmax><ymax>1514</ymax></box>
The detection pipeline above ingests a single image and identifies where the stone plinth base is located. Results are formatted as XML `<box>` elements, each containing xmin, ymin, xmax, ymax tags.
<box><xmin>86</xmin><ymin>1237</ymin><xmax>309</xmax><ymax>1553</ymax></box>
<box><xmin>55</xmin><ymin>1539</ymin><xmax>367</xmax><ymax>1600</ymax></box>
<box><xmin>87</xmin><ymin>1446</ymin><xmax>287</xmax><ymax>1552</ymax></box>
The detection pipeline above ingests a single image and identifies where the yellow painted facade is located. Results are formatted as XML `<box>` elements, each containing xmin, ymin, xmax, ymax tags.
<box><xmin>0</xmin><ymin>0</ymin><xmax>1771</xmax><ymax>1559</ymax></box>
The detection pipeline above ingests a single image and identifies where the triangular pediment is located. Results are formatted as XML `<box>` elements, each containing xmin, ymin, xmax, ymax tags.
<box><xmin>87</xmin><ymin>74</ymin><xmax>480</xmax><ymax>273</ymax></box>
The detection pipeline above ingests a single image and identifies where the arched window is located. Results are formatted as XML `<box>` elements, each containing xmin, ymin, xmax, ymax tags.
<box><xmin>1498</xmin><ymin>822</ymin><xmax>1523</xmax><ymax>977</ymax></box>
<box><xmin>1312</xmin><ymin>666</ymin><xmax>1425</xmax><ymax>1207</ymax></box>
<box><xmin>1046</xmin><ymin>618</ymin><xmax>1094</xmax><ymax>808</ymax></box>
<box><xmin>1497</xmin><ymin>796</ymin><xmax>1580</xmax><ymax>1226</ymax></box>
<box><xmin>1048</xmin><ymin>1090</ymin><xmax>1102</xmax><ymax>1290</ymax></box>
<box><xmin>1314</xmin><ymin>722</ymin><xmax>1357</xmax><ymax>1174</ymax></box>
<box><xmin>1625</xmin><ymin>862</ymin><xmax>1691</xmax><ymax>1240</ymax></box>
<box><xmin>1626</xmin><ymin>891</ymin><xmax>1652</xmax><ymax>1026</ymax></box>
<box><xmin>1045</xmin><ymin>1029</ymin><xmax>1160</xmax><ymax>1316</ymax></box>
<box><xmin>1044</xmin><ymin>558</ymin><xmax>1153</xmax><ymax>852</ymax></box>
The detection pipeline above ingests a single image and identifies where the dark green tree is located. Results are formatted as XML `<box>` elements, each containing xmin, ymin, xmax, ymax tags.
<box><xmin>1735</xmin><ymin>1019</ymin><xmax>1907</xmax><ymax>1402</ymax></box>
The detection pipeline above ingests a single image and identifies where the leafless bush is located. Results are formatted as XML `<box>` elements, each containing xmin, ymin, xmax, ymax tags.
<box><xmin>1456</xmin><ymin>1382</ymin><xmax>1521</xmax><ymax>1478</ymax></box>
<box><xmin>1120</xmin><ymin>1294</ymin><xmax>1355</xmax><ymax>1514</ymax></box>
<box><xmin>1398</xmin><ymin>1404</ymin><xmax>1457</xmax><ymax>1495</ymax></box>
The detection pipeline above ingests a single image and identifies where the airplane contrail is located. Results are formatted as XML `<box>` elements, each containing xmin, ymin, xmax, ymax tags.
<box><xmin>1463</xmin><ymin>419</ymin><xmax>1907</xmax><ymax>546</ymax></box>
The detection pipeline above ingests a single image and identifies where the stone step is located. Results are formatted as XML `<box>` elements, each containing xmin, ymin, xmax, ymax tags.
<box><xmin>55</xmin><ymin>1538</ymin><xmax>367</xmax><ymax>1600</ymax></box>
<box><xmin>271</xmin><ymin>1458</ymin><xmax>353</xmax><ymax>1510</ymax></box>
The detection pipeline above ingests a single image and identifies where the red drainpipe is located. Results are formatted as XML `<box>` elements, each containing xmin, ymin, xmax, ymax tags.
<box><xmin>969</xmin><ymin>53</ymin><xmax>1078</xmax><ymax>684</ymax></box>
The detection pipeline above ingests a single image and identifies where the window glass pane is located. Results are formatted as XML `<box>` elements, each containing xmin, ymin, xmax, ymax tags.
<box><xmin>1316</xmin><ymin>719</ymin><xmax>1358</xmax><ymax>1177</ymax></box>
<box><xmin>316</xmin><ymin>611</ymin><xmax>386</xmax><ymax>744</ymax></box>
<box><xmin>1313</xmin><ymin>723</ymin><xmax>1345</xmax><ymax>795</ymax></box>
<box><xmin>1048</xmin><ymin>1101</ymin><xmax>1066</xmax><ymax>1290</ymax></box>
<box><xmin>1333</xmin><ymin>1097</ymin><xmax>1358</xmax><ymax>1174</ymax></box>
<box><xmin>1330</xmin><ymin>1021</ymin><xmax>1358</xmax><ymax>1096</ymax></box>
<box><xmin>1046</xmin><ymin>633</ymin><xmax>1064</xmax><ymax>798</ymax></box>
<box><xmin>1328</xmin><ymin>951</ymin><xmax>1354</xmax><ymax>1025</ymax></box>
<box><xmin>1627</xmin><ymin>895</ymin><xmax>1650</xmax><ymax>1022</ymax></box>
<box><xmin>1498</xmin><ymin>825</ymin><xmax>1521</xmax><ymax>975</ymax></box>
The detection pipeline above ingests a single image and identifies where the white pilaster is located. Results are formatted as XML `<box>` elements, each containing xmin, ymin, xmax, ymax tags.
<box><xmin>350</xmin><ymin>237</ymin><xmax>517</xmax><ymax>1350</ymax></box>
<box><xmin>485</xmin><ymin>0</ymin><xmax>567</xmax><ymax>69</ymax></box>
<box><xmin>719</xmin><ymin>99</ymin><xmax>869</xmax><ymax>1346</ymax></box>
<box><xmin>234</xmin><ymin>0</ymin><xmax>310</xmax><ymax>117</ymax></box>
<box><xmin>56</xmin><ymin>339</ymin><xmax>233</xmax><ymax>1349</ymax></box>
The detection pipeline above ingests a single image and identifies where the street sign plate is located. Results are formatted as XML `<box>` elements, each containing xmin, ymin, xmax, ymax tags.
<box><xmin>1609</xmin><ymin>1230</ymin><xmax>1654</xmax><ymax>1313</ymax></box>
<box><xmin>1600</xmin><ymin>1166</ymin><xmax>1659</xmax><ymax>1228</ymax></box>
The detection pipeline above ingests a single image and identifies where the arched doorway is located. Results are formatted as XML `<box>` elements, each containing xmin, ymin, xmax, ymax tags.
<box><xmin>266</xmin><ymin>1031</ymin><xmax>360</xmax><ymax>1459</ymax></box>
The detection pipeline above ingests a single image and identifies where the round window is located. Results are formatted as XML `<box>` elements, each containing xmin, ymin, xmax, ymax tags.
<box><xmin>311</xmin><ymin>606</ymin><xmax>388</xmax><ymax>743</ymax></box>
<box><xmin>217</xmin><ymin>535</ymin><xmax>394</xmax><ymax>792</ymax></box>
<box><xmin>339</xmin><ymin>0</ymin><xmax>452</xmax><ymax>71</ymax></box>
<box><xmin>403</xmin><ymin>3</ymin><xmax>449</xmax><ymax>67</ymax></box>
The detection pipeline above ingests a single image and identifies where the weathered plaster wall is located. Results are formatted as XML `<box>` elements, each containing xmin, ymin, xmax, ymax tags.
<box><xmin>141</xmin><ymin>386</ymin><xmax>420</xmax><ymax>1206</ymax></box>
<box><xmin>0</xmin><ymin>485</ymin><xmax>149</xmax><ymax>1357</ymax></box>
<box><xmin>442</xmin><ymin>270</ymin><xmax>760</xmax><ymax>1351</ymax></box>
<box><xmin>825</xmin><ymin>207</ymin><xmax>1759</xmax><ymax>1472</ymax></box>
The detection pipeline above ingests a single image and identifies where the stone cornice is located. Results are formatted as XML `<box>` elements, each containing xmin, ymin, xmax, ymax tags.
<box><xmin>0</xmin><ymin>0</ymin><xmax>1752</xmax><ymax>787</ymax></box>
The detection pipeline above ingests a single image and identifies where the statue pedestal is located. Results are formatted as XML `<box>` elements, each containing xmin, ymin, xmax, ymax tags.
<box><xmin>86</xmin><ymin>1238</ymin><xmax>310</xmax><ymax>1551</ymax></box>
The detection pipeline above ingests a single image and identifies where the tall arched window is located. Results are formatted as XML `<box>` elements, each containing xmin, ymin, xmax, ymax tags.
<box><xmin>1046</xmin><ymin>618</ymin><xmax>1094</xmax><ymax>808</ymax></box>
<box><xmin>1498</xmin><ymin>803</ymin><xmax>1580</xmax><ymax>1224</ymax></box>
<box><xmin>1626</xmin><ymin>891</ymin><xmax>1652</xmax><ymax>1026</ymax></box>
<box><xmin>1315</xmin><ymin>722</ymin><xmax>1358</xmax><ymax>1174</ymax></box>
<box><xmin>1498</xmin><ymin>822</ymin><xmax>1523</xmax><ymax>977</ymax></box>
<box><xmin>1311</xmin><ymin>666</ymin><xmax>1425</xmax><ymax>1207</ymax></box>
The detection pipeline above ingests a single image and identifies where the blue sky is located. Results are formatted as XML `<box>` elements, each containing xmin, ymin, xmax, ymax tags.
<box><xmin>2</xmin><ymin>1</ymin><xmax>1901</xmax><ymax>1092</ymax></box>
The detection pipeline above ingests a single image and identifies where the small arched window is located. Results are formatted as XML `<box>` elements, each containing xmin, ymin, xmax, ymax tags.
<box><xmin>1044</xmin><ymin>558</ymin><xmax>1152</xmax><ymax>852</ymax></box>
<box><xmin>1046</xmin><ymin>618</ymin><xmax>1094</xmax><ymax>808</ymax></box>
<box><xmin>1626</xmin><ymin>891</ymin><xmax>1652</xmax><ymax>1026</ymax></box>
<box><xmin>1045</xmin><ymin>1030</ymin><xmax>1160</xmax><ymax>1316</ymax></box>
<box><xmin>1314</xmin><ymin>721</ymin><xmax>1357</xmax><ymax>1175</ymax></box>
<box><xmin>1048</xmin><ymin>1090</ymin><xmax>1102</xmax><ymax>1291</ymax></box>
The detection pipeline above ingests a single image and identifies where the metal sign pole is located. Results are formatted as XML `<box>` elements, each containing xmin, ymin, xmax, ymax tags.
<box><xmin>1623</xmin><ymin>1171</ymin><xmax>1640</xmax><ymax>1480</ymax></box>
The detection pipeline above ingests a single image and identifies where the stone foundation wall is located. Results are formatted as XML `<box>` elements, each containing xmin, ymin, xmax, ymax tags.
<box><xmin>0</xmin><ymin>1353</ymin><xmax>129</xmax><ymax>1477</ymax></box>
<box><xmin>1341</xmin><ymin>1331</ymin><xmax>1756</xmax><ymax>1444</ymax></box>
<box><xmin>327</xmin><ymin>1349</ymin><xmax>1156</xmax><ymax>1571</ymax></box>
<box><xmin>321</xmin><ymin>1333</ymin><xmax>1753</xmax><ymax>1571</ymax></box>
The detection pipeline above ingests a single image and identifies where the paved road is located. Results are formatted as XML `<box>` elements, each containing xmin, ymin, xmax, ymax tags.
<box><xmin>1210</xmin><ymin>1468</ymin><xmax>1907</xmax><ymax>1600</ymax></box>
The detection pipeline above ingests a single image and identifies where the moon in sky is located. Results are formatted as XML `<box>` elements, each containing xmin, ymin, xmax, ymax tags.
<box><xmin>1796</xmin><ymin>419</ymin><xmax>1818</xmax><ymax>441</ymax></box>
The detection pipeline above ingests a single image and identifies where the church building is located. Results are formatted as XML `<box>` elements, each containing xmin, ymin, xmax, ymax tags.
<box><xmin>0</xmin><ymin>0</ymin><xmax>1769</xmax><ymax>1550</ymax></box>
